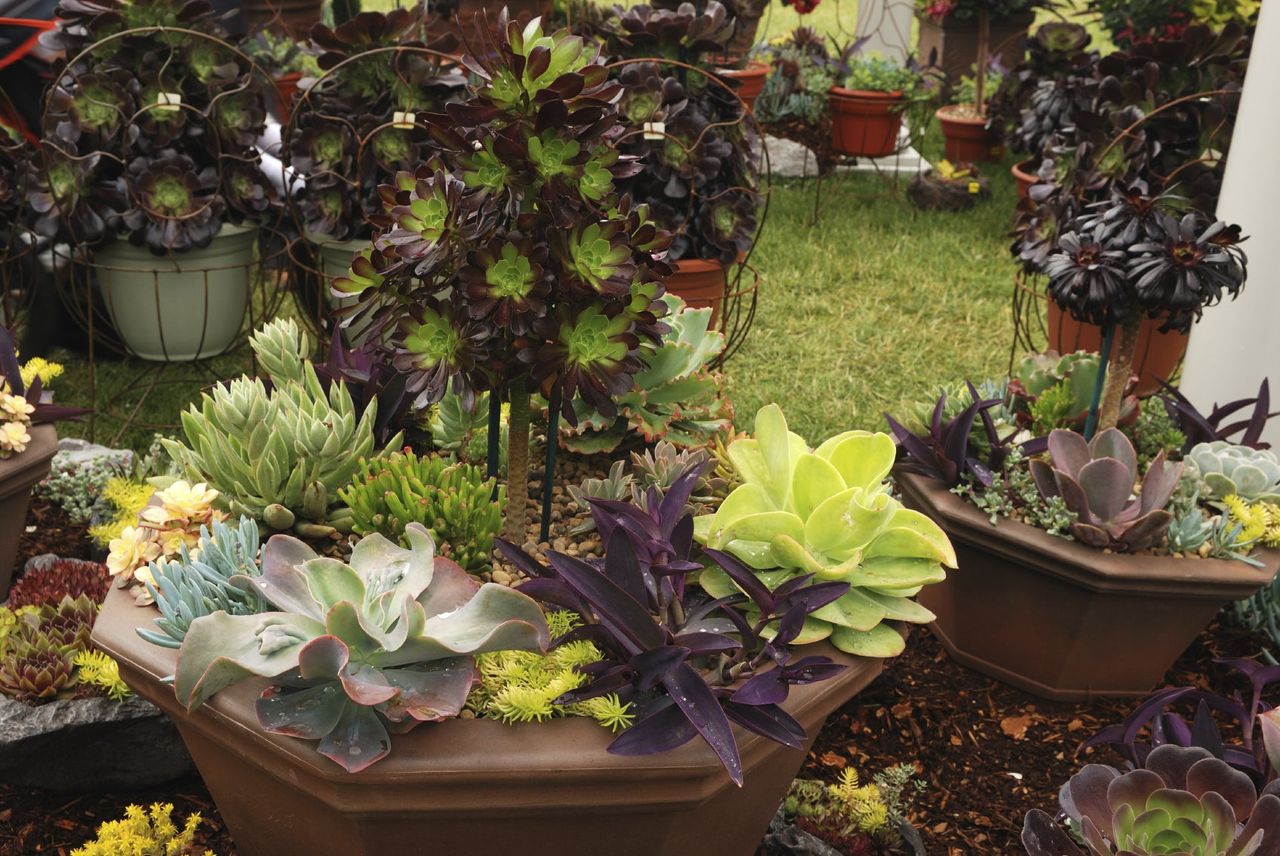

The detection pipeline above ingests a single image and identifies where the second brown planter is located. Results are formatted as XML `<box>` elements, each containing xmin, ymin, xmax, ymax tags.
<box><xmin>828</xmin><ymin>88</ymin><xmax>905</xmax><ymax>158</ymax></box>
<box><xmin>0</xmin><ymin>425</ymin><xmax>57</xmax><ymax>598</ymax></box>
<box><xmin>897</xmin><ymin>472</ymin><xmax>1280</xmax><ymax>701</ymax></box>
<box><xmin>92</xmin><ymin>586</ymin><xmax>889</xmax><ymax>856</ymax></box>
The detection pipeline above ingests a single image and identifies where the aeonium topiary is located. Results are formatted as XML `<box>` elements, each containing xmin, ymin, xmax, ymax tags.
<box><xmin>334</xmin><ymin>13</ymin><xmax>671</xmax><ymax>544</ymax></box>
<box><xmin>696</xmin><ymin>404</ymin><xmax>957</xmax><ymax>657</ymax></box>
<box><xmin>173</xmin><ymin>523</ymin><xmax>549</xmax><ymax>772</ymax></box>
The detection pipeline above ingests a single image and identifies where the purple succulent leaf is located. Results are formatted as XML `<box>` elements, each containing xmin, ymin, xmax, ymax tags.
<box><xmin>1075</xmin><ymin>458</ymin><xmax>1134</xmax><ymax>523</ymax></box>
<box><xmin>658</xmin><ymin>462</ymin><xmax>711</xmax><ymax>535</ymax></box>
<box><xmin>1186</xmin><ymin>756</ymin><xmax>1258</xmax><ymax>819</ymax></box>
<box><xmin>1145</xmin><ymin>744</ymin><xmax>1214</xmax><ymax>789</ymax></box>
<box><xmin>1019</xmin><ymin>436</ymin><xmax>1050</xmax><ymax>457</ymax></box>
<box><xmin>930</xmin><ymin>394</ymin><xmax>946</xmax><ymax>436</ymax></box>
<box><xmin>670</xmin><ymin>631</ymin><xmax>741</xmax><ymax>655</ymax></box>
<box><xmin>602</xmin><ymin>526</ymin><xmax>651</xmax><ymax>607</ymax></box>
<box><xmin>703</xmin><ymin>546</ymin><xmax>775</xmax><ymax>613</ymax></box>
<box><xmin>256</xmin><ymin>683</ymin><xmax>347</xmax><ymax>740</ymax></box>
<box><xmin>1139</xmin><ymin>452</ymin><xmax>1182</xmax><ymax>515</ymax></box>
<box><xmin>1159</xmin><ymin>711</ymin><xmax>1195</xmax><ymax>747</ymax></box>
<box><xmin>769</xmin><ymin>603</ymin><xmax>808</xmax><ymax>647</ymax></box>
<box><xmin>545</xmin><ymin>551</ymin><xmax>666</xmax><ymax>654</ymax></box>
<box><xmin>1021</xmin><ymin>809</ymin><xmax>1085</xmax><ymax>856</ymax></box>
<box><xmin>1243</xmin><ymin>379</ymin><xmax>1272</xmax><ymax>448</ymax></box>
<box><xmin>1050</xmin><ymin>468</ymin><xmax>1095</xmax><ymax>522</ymax></box>
<box><xmin>661</xmin><ymin>661</ymin><xmax>743</xmax><ymax>785</ymax></box>
<box><xmin>1089</xmin><ymin>428</ymin><xmax>1138</xmax><ymax>482</ymax></box>
<box><xmin>1066</xmin><ymin>764</ymin><xmax>1121</xmax><ymax>836</ymax></box>
<box><xmin>730</xmin><ymin>670</ymin><xmax>789</xmax><ymax>706</ymax></box>
<box><xmin>1116</xmin><ymin>510</ymin><xmax>1174</xmax><ymax>552</ymax></box>
<box><xmin>1104</xmin><ymin>767</ymin><xmax>1165</xmax><ymax>820</ymax></box>
<box><xmin>940</xmin><ymin>399</ymin><xmax>984</xmax><ymax>477</ymax></box>
<box><xmin>685</xmin><ymin>593</ymin><xmax>750</xmax><ymax>625</ymax></box>
<box><xmin>782</xmin><ymin>656</ymin><xmax>846</xmax><ymax>684</ymax></box>
<box><xmin>377</xmin><ymin>659</ymin><xmax>474</xmax><ymax>723</ymax></box>
<box><xmin>316</xmin><ymin>702</ymin><xmax>391</xmax><ymax>773</ymax></box>
<box><xmin>770</xmin><ymin>573</ymin><xmax>819</xmax><ymax>600</ymax></box>
<box><xmin>516</xmin><ymin>578</ymin><xmax>591</xmax><ymax>617</ymax></box>
<box><xmin>1070</xmin><ymin>521</ymin><xmax>1113</xmax><ymax>547</ymax></box>
<box><xmin>339</xmin><ymin>661</ymin><xmax>399</xmax><ymax>706</ymax></box>
<box><xmin>556</xmin><ymin>668</ymin><xmax>636</xmax><ymax>705</ymax></box>
<box><xmin>722</xmin><ymin>700</ymin><xmax>807</xmax><ymax>749</ymax></box>
<box><xmin>607</xmin><ymin>698</ymin><xmax>700</xmax><ymax>756</ymax></box>
<box><xmin>1047</xmin><ymin>429</ymin><xmax>1092</xmax><ymax>479</ymax></box>
<box><xmin>670</xmin><ymin>514</ymin><xmax>694</xmax><ymax>564</ymax></box>
<box><xmin>1230</xmin><ymin>794</ymin><xmax>1280</xmax><ymax>856</ymax></box>
<box><xmin>589</xmin><ymin>498</ymin><xmax>663</xmax><ymax>542</ymax></box>
<box><xmin>297</xmin><ymin>635</ymin><xmax>350</xmax><ymax>681</ymax></box>
<box><xmin>495</xmin><ymin>538</ymin><xmax>554</xmax><ymax>579</ymax></box>
<box><xmin>630</xmin><ymin>646</ymin><xmax>690</xmax><ymax>691</ymax></box>
<box><xmin>1030</xmin><ymin>459</ymin><xmax>1061</xmax><ymax>500</ymax></box>
<box><xmin>0</xmin><ymin>326</ymin><xmax>22</xmax><ymax>394</ymax></box>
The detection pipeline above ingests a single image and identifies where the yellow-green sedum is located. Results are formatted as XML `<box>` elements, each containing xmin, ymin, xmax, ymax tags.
<box><xmin>694</xmin><ymin>404</ymin><xmax>956</xmax><ymax>657</ymax></box>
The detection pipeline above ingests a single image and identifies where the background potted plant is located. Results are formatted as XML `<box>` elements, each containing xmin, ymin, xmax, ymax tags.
<box><xmin>829</xmin><ymin>53</ymin><xmax>927</xmax><ymax>159</ymax></box>
<box><xmin>241</xmin><ymin>28</ymin><xmax>320</xmax><ymax>122</ymax></box>
<box><xmin>935</xmin><ymin>61</ymin><xmax>1006</xmax><ymax>163</ymax></box>
<box><xmin>603</xmin><ymin>2</ymin><xmax>763</xmax><ymax>325</ymax></box>
<box><xmin>915</xmin><ymin>0</ymin><xmax>1040</xmax><ymax>85</ymax></box>
<box><xmin>33</xmin><ymin>0</ymin><xmax>279</xmax><ymax>362</ymax></box>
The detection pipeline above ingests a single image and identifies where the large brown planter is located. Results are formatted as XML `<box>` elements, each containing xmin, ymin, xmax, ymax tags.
<box><xmin>718</xmin><ymin>61</ymin><xmax>771</xmax><ymax>112</ymax></box>
<box><xmin>828</xmin><ymin>88</ymin><xmax>905</xmax><ymax>158</ymax></box>
<box><xmin>667</xmin><ymin>258</ymin><xmax>727</xmax><ymax>327</ymax></box>
<box><xmin>917</xmin><ymin>10</ymin><xmax>1036</xmax><ymax>85</ymax></box>
<box><xmin>1045</xmin><ymin>302</ymin><xmax>1188</xmax><ymax>397</ymax></box>
<box><xmin>896</xmin><ymin>472</ymin><xmax>1280</xmax><ymax>701</ymax></box>
<box><xmin>0</xmin><ymin>425</ymin><xmax>57</xmax><ymax>599</ymax></box>
<box><xmin>936</xmin><ymin>105</ymin><xmax>1003</xmax><ymax>163</ymax></box>
<box><xmin>92</xmin><ymin>586</ymin><xmax>887</xmax><ymax>856</ymax></box>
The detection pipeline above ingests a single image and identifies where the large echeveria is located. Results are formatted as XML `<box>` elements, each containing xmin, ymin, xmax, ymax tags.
<box><xmin>693</xmin><ymin>405</ymin><xmax>956</xmax><ymax>658</ymax></box>
<box><xmin>174</xmin><ymin>523</ymin><xmax>549</xmax><ymax>772</ymax></box>
<box><xmin>1023</xmin><ymin>744</ymin><xmax>1280</xmax><ymax>856</ymax></box>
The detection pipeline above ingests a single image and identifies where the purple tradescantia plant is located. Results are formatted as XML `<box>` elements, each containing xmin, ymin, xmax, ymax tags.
<box><xmin>496</xmin><ymin>459</ymin><xmax>850</xmax><ymax>786</ymax></box>
<box><xmin>1086</xmin><ymin>658</ymin><xmax>1280</xmax><ymax>788</ymax></box>
<box><xmin>1030</xmin><ymin>428</ymin><xmax>1182</xmax><ymax>552</ymax></box>
<box><xmin>885</xmin><ymin>382</ymin><xmax>1047</xmax><ymax>488</ymax></box>
<box><xmin>1160</xmin><ymin>378</ymin><xmax>1280</xmax><ymax>453</ymax></box>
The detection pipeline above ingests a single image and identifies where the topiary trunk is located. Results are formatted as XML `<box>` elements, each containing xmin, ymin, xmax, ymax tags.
<box><xmin>1098</xmin><ymin>318</ymin><xmax>1141</xmax><ymax>431</ymax></box>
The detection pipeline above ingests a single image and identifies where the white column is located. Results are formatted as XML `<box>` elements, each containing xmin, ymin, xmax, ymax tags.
<box><xmin>853</xmin><ymin>0</ymin><xmax>915</xmax><ymax>65</ymax></box>
<box><xmin>1179</xmin><ymin>0</ymin><xmax>1280</xmax><ymax>446</ymax></box>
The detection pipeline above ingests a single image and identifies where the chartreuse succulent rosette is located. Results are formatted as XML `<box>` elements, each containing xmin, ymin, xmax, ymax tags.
<box><xmin>694</xmin><ymin>405</ymin><xmax>956</xmax><ymax>657</ymax></box>
<box><xmin>174</xmin><ymin>523</ymin><xmax>549</xmax><ymax>773</ymax></box>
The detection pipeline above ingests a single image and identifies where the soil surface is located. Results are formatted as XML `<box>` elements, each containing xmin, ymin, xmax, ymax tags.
<box><xmin>3</xmin><ymin>456</ymin><xmax>1275</xmax><ymax>855</ymax></box>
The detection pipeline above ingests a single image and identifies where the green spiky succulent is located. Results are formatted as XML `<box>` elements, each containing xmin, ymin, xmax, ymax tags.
<box><xmin>1186</xmin><ymin>441</ymin><xmax>1280</xmax><ymax>504</ymax></box>
<box><xmin>158</xmin><ymin>319</ymin><xmax>402</xmax><ymax>539</ymax></box>
<box><xmin>137</xmin><ymin>516</ymin><xmax>264</xmax><ymax>650</ymax></box>
<box><xmin>338</xmin><ymin>450</ymin><xmax>504</xmax><ymax>574</ymax></box>
<box><xmin>174</xmin><ymin>524</ymin><xmax>549</xmax><ymax>772</ymax></box>
<box><xmin>561</xmin><ymin>295</ymin><xmax>731</xmax><ymax>454</ymax></box>
<box><xmin>1166</xmin><ymin>500</ymin><xmax>1214</xmax><ymax>554</ymax></box>
<box><xmin>694</xmin><ymin>405</ymin><xmax>957</xmax><ymax>657</ymax></box>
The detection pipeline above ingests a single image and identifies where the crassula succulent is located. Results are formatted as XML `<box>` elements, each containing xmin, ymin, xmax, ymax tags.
<box><xmin>1023</xmin><ymin>745</ymin><xmax>1280</xmax><ymax>856</ymax></box>
<box><xmin>1186</xmin><ymin>442</ymin><xmax>1280</xmax><ymax>504</ymax></box>
<box><xmin>696</xmin><ymin>405</ymin><xmax>956</xmax><ymax>657</ymax></box>
<box><xmin>1030</xmin><ymin>428</ymin><xmax>1182</xmax><ymax>552</ymax></box>
<box><xmin>173</xmin><ymin>523</ymin><xmax>549</xmax><ymax>772</ymax></box>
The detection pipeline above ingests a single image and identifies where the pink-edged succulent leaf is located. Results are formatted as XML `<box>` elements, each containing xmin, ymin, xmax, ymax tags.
<box><xmin>1030</xmin><ymin>458</ymin><xmax>1060</xmax><ymax>499</ymax></box>
<box><xmin>1103</xmin><ymin>767</ymin><xmax>1164</xmax><ymax>820</ymax></box>
<box><xmin>247</xmin><ymin>534</ymin><xmax>325</xmax><ymax>619</ymax></box>
<box><xmin>298</xmin><ymin>635</ymin><xmax>351</xmax><ymax>681</ymax></box>
<box><xmin>1076</xmin><ymin>457</ymin><xmax>1134</xmax><ymax>523</ymax></box>
<box><xmin>1051</xmin><ymin>470</ymin><xmax>1096</xmax><ymax>524</ymax></box>
<box><xmin>1047</xmin><ymin>429</ymin><xmax>1093</xmax><ymax>479</ymax></box>
<box><xmin>1021</xmin><ymin>809</ymin><xmax>1085</xmax><ymax>856</ymax></box>
<box><xmin>256</xmin><ymin>683</ymin><xmax>347</xmax><ymax>739</ymax></box>
<box><xmin>175</xmin><ymin>612</ymin><xmax>326</xmax><ymax>710</ymax></box>
<box><xmin>1139</xmin><ymin>451</ymin><xmax>1183</xmax><ymax>516</ymax></box>
<box><xmin>1261</xmin><ymin>710</ymin><xmax>1280</xmax><ymax>785</ymax></box>
<box><xmin>1070</xmin><ymin>521</ymin><xmax>1113</xmax><ymax>548</ymax></box>
<box><xmin>1144</xmin><ymin>744</ymin><xmax>1214</xmax><ymax>790</ymax></box>
<box><xmin>416</xmin><ymin>556</ymin><xmax>482</xmax><ymax>617</ymax></box>
<box><xmin>376</xmin><ymin>658</ymin><xmax>476</xmax><ymax>724</ymax></box>
<box><xmin>317</xmin><ymin>702</ymin><xmax>392</xmax><ymax>773</ymax></box>
<box><xmin>339</xmin><ymin>661</ymin><xmax>399</xmax><ymax>706</ymax></box>
<box><xmin>1090</xmin><ymin>428</ymin><xmax>1138</xmax><ymax>483</ymax></box>
<box><xmin>1185</xmin><ymin>757</ymin><xmax>1255</xmax><ymax>827</ymax></box>
<box><xmin>1064</xmin><ymin>764</ymin><xmax>1120</xmax><ymax>838</ymax></box>
<box><xmin>1229</xmin><ymin>793</ymin><xmax>1280</xmax><ymax>856</ymax></box>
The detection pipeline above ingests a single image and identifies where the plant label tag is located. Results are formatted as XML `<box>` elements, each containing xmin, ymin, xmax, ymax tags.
<box><xmin>643</xmin><ymin>121</ymin><xmax>665</xmax><ymax>140</ymax></box>
<box><xmin>967</xmin><ymin>181</ymin><xmax>980</xmax><ymax>195</ymax></box>
<box><xmin>156</xmin><ymin>92</ymin><xmax>182</xmax><ymax>112</ymax></box>
<box><xmin>393</xmin><ymin>111</ymin><xmax>416</xmax><ymax>129</ymax></box>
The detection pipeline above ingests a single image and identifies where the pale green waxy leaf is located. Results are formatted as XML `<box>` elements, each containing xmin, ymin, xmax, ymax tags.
<box><xmin>863</xmin><ymin>590</ymin><xmax>936</xmax><ymax>624</ymax></box>
<box><xmin>760</xmin><ymin>616</ymin><xmax>833</xmax><ymax>645</ymax></box>
<box><xmin>804</xmin><ymin>487</ymin><xmax>891</xmax><ymax>558</ymax></box>
<box><xmin>847</xmin><ymin>557</ymin><xmax>947</xmax><ymax>589</ymax></box>
<box><xmin>722</xmin><ymin>539</ymin><xmax>780</xmax><ymax>570</ymax></box>
<box><xmin>818</xmin><ymin>431</ymin><xmax>897</xmax><ymax>493</ymax></box>
<box><xmin>811</xmin><ymin>588</ymin><xmax>888</xmax><ymax>632</ymax></box>
<box><xmin>830</xmin><ymin>623</ymin><xmax>906</xmax><ymax>657</ymax></box>
<box><xmin>717</xmin><ymin>511</ymin><xmax>805</xmax><ymax>552</ymax></box>
<box><xmin>175</xmin><ymin>611</ymin><xmax>326</xmax><ymax>710</ymax></box>
<box><xmin>863</xmin><ymin>526</ymin><xmax>955</xmax><ymax>566</ymax></box>
<box><xmin>770</xmin><ymin>534</ymin><xmax>827</xmax><ymax>576</ymax></box>
<box><xmin>790</xmin><ymin>453</ymin><xmax>847</xmax><ymax>520</ymax></box>
<box><xmin>704</xmin><ymin>482</ymin><xmax>776</xmax><ymax>548</ymax></box>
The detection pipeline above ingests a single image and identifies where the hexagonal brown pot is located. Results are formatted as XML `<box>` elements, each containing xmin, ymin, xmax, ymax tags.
<box><xmin>0</xmin><ymin>425</ymin><xmax>57</xmax><ymax>599</ymax></box>
<box><xmin>896</xmin><ymin>471</ymin><xmax>1280</xmax><ymax>702</ymax></box>
<box><xmin>92</xmin><ymin>587</ymin><xmax>888</xmax><ymax>856</ymax></box>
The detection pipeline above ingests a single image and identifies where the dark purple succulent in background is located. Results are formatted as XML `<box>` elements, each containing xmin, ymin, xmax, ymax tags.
<box><xmin>26</xmin><ymin>146</ymin><xmax>127</xmax><ymax>244</ymax></box>
<box><xmin>498</xmin><ymin>459</ymin><xmax>849</xmax><ymax>785</ymax></box>
<box><xmin>458</xmin><ymin>233</ymin><xmax>551</xmax><ymax>333</ymax></box>
<box><xmin>1042</xmin><ymin>226</ymin><xmax>1133</xmax><ymax>328</ymax></box>
<box><xmin>1129</xmin><ymin>211</ymin><xmax>1247</xmax><ymax>333</ymax></box>
<box><xmin>120</xmin><ymin>151</ymin><xmax>224</xmax><ymax>253</ymax></box>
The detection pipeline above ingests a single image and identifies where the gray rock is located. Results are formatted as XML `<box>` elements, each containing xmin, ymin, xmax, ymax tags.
<box><xmin>0</xmin><ymin>693</ymin><xmax>192</xmax><ymax>792</ymax></box>
<box><xmin>52</xmin><ymin>438</ymin><xmax>133</xmax><ymax>471</ymax></box>
<box><xmin>757</xmin><ymin>809</ymin><xmax>843</xmax><ymax>856</ymax></box>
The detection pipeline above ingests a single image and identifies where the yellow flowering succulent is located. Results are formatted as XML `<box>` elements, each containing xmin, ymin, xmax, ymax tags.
<box><xmin>0</xmin><ymin>418</ymin><xmax>31</xmax><ymax>457</ymax></box>
<box><xmin>71</xmin><ymin>802</ymin><xmax>207</xmax><ymax>856</ymax></box>
<box><xmin>828</xmin><ymin>769</ymin><xmax>890</xmax><ymax>834</ymax></box>
<box><xmin>107</xmin><ymin>526</ymin><xmax>162</xmax><ymax>582</ymax></box>
<box><xmin>155</xmin><ymin>480</ymin><xmax>220</xmax><ymax>520</ymax></box>
<box><xmin>19</xmin><ymin>356</ymin><xmax>64</xmax><ymax>390</ymax></box>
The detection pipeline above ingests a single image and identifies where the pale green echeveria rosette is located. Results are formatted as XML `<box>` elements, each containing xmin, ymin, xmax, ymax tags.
<box><xmin>694</xmin><ymin>404</ymin><xmax>956</xmax><ymax>658</ymax></box>
<box><xmin>173</xmin><ymin>523</ymin><xmax>549</xmax><ymax>772</ymax></box>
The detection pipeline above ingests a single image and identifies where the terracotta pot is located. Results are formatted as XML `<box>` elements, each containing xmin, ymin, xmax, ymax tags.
<box><xmin>828</xmin><ymin>88</ymin><xmax>906</xmax><ymax>158</ymax></box>
<box><xmin>667</xmin><ymin>258</ymin><xmax>727</xmax><ymax>327</ymax></box>
<box><xmin>1045</xmin><ymin>302</ymin><xmax>1188</xmax><ymax>397</ymax></box>
<box><xmin>916</xmin><ymin>10</ymin><xmax>1035</xmax><ymax>85</ymax></box>
<box><xmin>718</xmin><ymin>61</ymin><xmax>771</xmax><ymax>112</ymax></box>
<box><xmin>0</xmin><ymin>425</ymin><xmax>57</xmax><ymax>599</ymax></box>
<box><xmin>936</xmin><ymin>105</ymin><xmax>1003</xmax><ymax>163</ymax></box>
<box><xmin>239</xmin><ymin>0</ymin><xmax>324</xmax><ymax>36</ymax></box>
<box><xmin>274</xmin><ymin>72</ymin><xmax>302</xmax><ymax>123</ymax></box>
<box><xmin>897</xmin><ymin>472</ymin><xmax>1280</xmax><ymax>701</ymax></box>
<box><xmin>1012</xmin><ymin>158</ymin><xmax>1037</xmax><ymax>200</ymax></box>
<box><xmin>91</xmin><ymin>586</ymin><xmax>888</xmax><ymax>856</ymax></box>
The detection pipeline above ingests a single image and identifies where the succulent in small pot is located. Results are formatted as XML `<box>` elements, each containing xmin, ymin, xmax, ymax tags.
<box><xmin>119</xmin><ymin>151</ymin><xmax>224</xmax><ymax>254</ymax></box>
<box><xmin>828</xmin><ymin>54</ymin><xmax>927</xmax><ymax>159</ymax></box>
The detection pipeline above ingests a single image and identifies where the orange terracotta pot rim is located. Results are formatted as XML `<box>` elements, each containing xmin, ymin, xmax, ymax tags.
<box><xmin>935</xmin><ymin>104</ymin><xmax>987</xmax><ymax>124</ymax></box>
<box><xmin>670</xmin><ymin>257</ymin><xmax>726</xmax><ymax>274</ymax></box>
<box><xmin>718</xmin><ymin>59</ymin><xmax>771</xmax><ymax>76</ymax></box>
<box><xmin>829</xmin><ymin>86</ymin><xmax>905</xmax><ymax>101</ymax></box>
